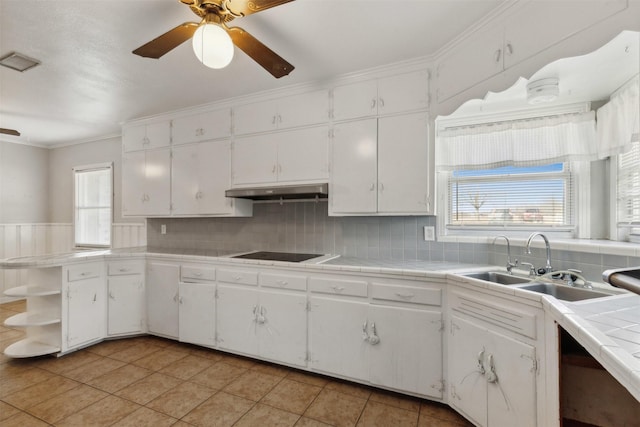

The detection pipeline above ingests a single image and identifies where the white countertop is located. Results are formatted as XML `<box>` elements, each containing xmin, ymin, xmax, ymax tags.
<box><xmin>2</xmin><ymin>247</ymin><xmax>639</xmax><ymax>401</ymax></box>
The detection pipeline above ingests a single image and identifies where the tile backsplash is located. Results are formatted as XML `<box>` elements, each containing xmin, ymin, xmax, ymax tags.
<box><xmin>147</xmin><ymin>201</ymin><xmax>639</xmax><ymax>282</ymax></box>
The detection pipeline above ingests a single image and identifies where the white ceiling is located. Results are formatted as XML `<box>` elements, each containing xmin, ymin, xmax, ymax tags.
<box><xmin>0</xmin><ymin>0</ymin><xmax>505</xmax><ymax>147</ymax></box>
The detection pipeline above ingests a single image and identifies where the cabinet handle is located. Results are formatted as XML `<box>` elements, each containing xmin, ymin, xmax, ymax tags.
<box><xmin>368</xmin><ymin>322</ymin><xmax>380</xmax><ymax>345</ymax></box>
<box><xmin>379</xmin><ymin>98</ymin><xmax>385</xmax><ymax>108</ymax></box>
<box><xmin>173</xmin><ymin>292</ymin><xmax>178</xmax><ymax>302</ymax></box>
<box><xmin>494</xmin><ymin>48</ymin><xmax>502</xmax><ymax>63</ymax></box>
<box><xmin>93</xmin><ymin>293</ymin><xmax>97</xmax><ymax>302</ymax></box>
<box><xmin>505</xmin><ymin>43</ymin><xmax>513</xmax><ymax>56</ymax></box>
<box><xmin>394</xmin><ymin>292</ymin><xmax>414</xmax><ymax>299</ymax></box>
<box><xmin>234</xmin><ymin>275</ymin><xmax>242</xmax><ymax>281</ymax></box>
<box><xmin>330</xmin><ymin>286</ymin><xmax>345</xmax><ymax>293</ymax></box>
<box><xmin>179</xmin><ymin>296</ymin><xmax>183</xmax><ymax>304</ymax></box>
<box><xmin>277</xmin><ymin>280</ymin><xmax>288</xmax><ymax>287</ymax></box>
<box><xmin>142</xmin><ymin>136</ymin><xmax>150</xmax><ymax>146</ymax></box>
<box><xmin>370</xmin><ymin>99</ymin><xmax>376</xmax><ymax>109</ymax></box>
<box><xmin>272</xmin><ymin>115</ymin><xmax>277</xmax><ymax>125</ymax></box>
<box><xmin>109</xmin><ymin>292</ymin><xmax>115</xmax><ymax>300</ymax></box>
<box><xmin>477</xmin><ymin>349</ymin><xmax>486</xmax><ymax>375</ymax></box>
<box><xmin>362</xmin><ymin>320</ymin><xmax>370</xmax><ymax>341</ymax></box>
<box><xmin>486</xmin><ymin>353</ymin><xmax>498</xmax><ymax>383</ymax></box>
<box><xmin>379</xmin><ymin>183</ymin><xmax>384</xmax><ymax>192</ymax></box>
<box><xmin>272</xmin><ymin>165</ymin><xmax>277</xmax><ymax>174</ymax></box>
<box><xmin>369</xmin><ymin>183</ymin><xmax>375</xmax><ymax>191</ymax></box>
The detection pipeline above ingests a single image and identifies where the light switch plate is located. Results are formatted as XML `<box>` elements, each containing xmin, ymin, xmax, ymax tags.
<box><xmin>423</xmin><ymin>226</ymin><xmax>435</xmax><ymax>241</ymax></box>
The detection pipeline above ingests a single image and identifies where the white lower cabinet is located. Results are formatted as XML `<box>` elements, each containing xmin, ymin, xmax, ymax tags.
<box><xmin>64</xmin><ymin>262</ymin><xmax>106</xmax><ymax>350</ymax></box>
<box><xmin>179</xmin><ymin>281</ymin><xmax>216</xmax><ymax>347</ymax></box>
<box><xmin>146</xmin><ymin>262</ymin><xmax>180</xmax><ymax>339</ymax></box>
<box><xmin>107</xmin><ymin>261</ymin><xmax>145</xmax><ymax>336</ymax></box>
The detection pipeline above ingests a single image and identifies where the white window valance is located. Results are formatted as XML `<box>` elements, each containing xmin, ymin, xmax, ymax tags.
<box><xmin>596</xmin><ymin>74</ymin><xmax>639</xmax><ymax>159</ymax></box>
<box><xmin>436</xmin><ymin>111</ymin><xmax>597</xmax><ymax>171</ymax></box>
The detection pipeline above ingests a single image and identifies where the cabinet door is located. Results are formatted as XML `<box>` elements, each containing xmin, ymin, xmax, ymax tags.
<box><xmin>277</xmin><ymin>126</ymin><xmax>329</xmax><ymax>183</ymax></box>
<box><xmin>330</xmin><ymin>119</ymin><xmax>378</xmax><ymax>214</ymax></box>
<box><xmin>377</xmin><ymin>112</ymin><xmax>430</xmax><ymax>214</ymax></box>
<box><xmin>144</xmin><ymin>149</ymin><xmax>171</xmax><ymax>215</ymax></box>
<box><xmin>122</xmin><ymin>151</ymin><xmax>147</xmax><ymax>216</ymax></box>
<box><xmin>122</xmin><ymin>125</ymin><xmax>148</xmax><ymax>152</ymax></box>
<box><xmin>107</xmin><ymin>276</ymin><xmax>144</xmax><ymax>336</ymax></box>
<box><xmin>308</xmin><ymin>296</ymin><xmax>369</xmax><ymax>381</ymax></box>
<box><xmin>216</xmin><ymin>285</ymin><xmax>260</xmax><ymax>356</ymax></box>
<box><xmin>146</xmin><ymin>262</ymin><xmax>180</xmax><ymax>339</ymax></box>
<box><xmin>67</xmin><ymin>276</ymin><xmax>105</xmax><ymax>349</ymax></box>
<box><xmin>179</xmin><ymin>282</ymin><xmax>216</xmax><ymax>347</ymax></box>
<box><xmin>377</xmin><ymin>70</ymin><xmax>429</xmax><ymax>115</ymax></box>
<box><xmin>173</xmin><ymin>109</ymin><xmax>231</xmax><ymax>145</ymax></box>
<box><xmin>145</xmin><ymin>121</ymin><xmax>171</xmax><ymax>149</ymax></box>
<box><xmin>232</xmin><ymin>134</ymin><xmax>278</xmax><ymax>185</ymax></box>
<box><xmin>448</xmin><ymin>315</ymin><xmax>489</xmax><ymax>427</ymax></box>
<box><xmin>171</xmin><ymin>144</ymin><xmax>201</xmax><ymax>214</ymax></box>
<box><xmin>258</xmin><ymin>290</ymin><xmax>307</xmax><ymax>367</ymax></box>
<box><xmin>332</xmin><ymin>79</ymin><xmax>378</xmax><ymax>121</ymax></box>
<box><xmin>234</xmin><ymin>99</ymin><xmax>278</xmax><ymax>135</ymax></box>
<box><xmin>486</xmin><ymin>329</ymin><xmax>537</xmax><ymax>427</ymax></box>
<box><xmin>368</xmin><ymin>306</ymin><xmax>443</xmax><ymax>398</ymax></box>
<box><xmin>278</xmin><ymin>90</ymin><xmax>329</xmax><ymax>129</ymax></box>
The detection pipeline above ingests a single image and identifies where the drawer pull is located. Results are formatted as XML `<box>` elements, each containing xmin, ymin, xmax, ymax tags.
<box><xmin>395</xmin><ymin>292</ymin><xmax>415</xmax><ymax>299</ymax></box>
<box><xmin>331</xmin><ymin>286</ymin><xmax>345</xmax><ymax>293</ymax></box>
<box><xmin>277</xmin><ymin>280</ymin><xmax>288</xmax><ymax>286</ymax></box>
<box><xmin>119</xmin><ymin>268</ymin><xmax>129</xmax><ymax>272</ymax></box>
<box><xmin>193</xmin><ymin>272</ymin><xmax>203</xmax><ymax>277</ymax></box>
<box><xmin>234</xmin><ymin>276</ymin><xmax>242</xmax><ymax>281</ymax></box>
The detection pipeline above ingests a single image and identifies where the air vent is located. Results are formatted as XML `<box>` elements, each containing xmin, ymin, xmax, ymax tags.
<box><xmin>0</xmin><ymin>52</ymin><xmax>40</xmax><ymax>72</ymax></box>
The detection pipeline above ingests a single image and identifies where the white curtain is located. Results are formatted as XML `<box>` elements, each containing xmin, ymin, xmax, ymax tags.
<box><xmin>436</xmin><ymin>111</ymin><xmax>597</xmax><ymax>171</ymax></box>
<box><xmin>596</xmin><ymin>74</ymin><xmax>639</xmax><ymax>158</ymax></box>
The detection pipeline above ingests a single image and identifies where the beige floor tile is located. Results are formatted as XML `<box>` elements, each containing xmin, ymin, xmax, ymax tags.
<box><xmin>146</xmin><ymin>380</ymin><xmax>216</xmax><ymax>419</ymax></box>
<box><xmin>86</xmin><ymin>363</ymin><xmax>153</xmax><ymax>393</ymax></box>
<box><xmin>191</xmin><ymin>361</ymin><xmax>247</xmax><ymax>390</ymax></box>
<box><xmin>115</xmin><ymin>372</ymin><xmax>182</xmax><ymax>405</ymax></box>
<box><xmin>0</xmin><ymin>411</ymin><xmax>49</xmax><ymax>427</ymax></box>
<box><xmin>159</xmin><ymin>354</ymin><xmax>215</xmax><ymax>380</ymax></box>
<box><xmin>235</xmin><ymin>402</ymin><xmax>299</xmax><ymax>427</ymax></box>
<box><xmin>419</xmin><ymin>401</ymin><xmax>472</xmax><ymax>426</ymax></box>
<box><xmin>369</xmin><ymin>390</ymin><xmax>421</xmax><ymax>412</ymax></box>
<box><xmin>188</xmin><ymin>345</ymin><xmax>225</xmax><ymax>361</ymax></box>
<box><xmin>108</xmin><ymin>342</ymin><xmax>164</xmax><ymax>363</ymax></box>
<box><xmin>261</xmin><ymin>378</ymin><xmax>322</xmax><ymax>415</ymax></box>
<box><xmin>55</xmin><ymin>395</ymin><xmax>140</xmax><ymax>427</ymax></box>
<box><xmin>26</xmin><ymin>383</ymin><xmax>108</xmax><ymax>424</ymax></box>
<box><xmin>218</xmin><ymin>353</ymin><xmax>258</xmax><ymax>369</ymax></box>
<box><xmin>0</xmin><ymin>367</ymin><xmax>55</xmax><ymax>398</ymax></box>
<box><xmin>182</xmin><ymin>391</ymin><xmax>255</xmax><ymax>427</ymax></box>
<box><xmin>325</xmin><ymin>380</ymin><xmax>372</xmax><ymax>400</ymax></box>
<box><xmin>295</xmin><ymin>417</ymin><xmax>333</xmax><ymax>427</ymax></box>
<box><xmin>2</xmin><ymin>375</ymin><xmax>80</xmax><ymax>410</ymax></box>
<box><xmin>61</xmin><ymin>356</ymin><xmax>125</xmax><ymax>382</ymax></box>
<box><xmin>224</xmin><ymin>369</ymin><xmax>282</xmax><ymax>401</ymax></box>
<box><xmin>285</xmin><ymin>370</ymin><xmax>330</xmax><ymax>388</ymax></box>
<box><xmin>131</xmin><ymin>347</ymin><xmax>188</xmax><ymax>371</ymax></box>
<box><xmin>0</xmin><ymin>401</ymin><xmax>21</xmax><ymax>421</ymax></box>
<box><xmin>304</xmin><ymin>388</ymin><xmax>367</xmax><ymax>427</ymax></box>
<box><xmin>1</xmin><ymin>300</ymin><xmax>26</xmax><ymax>311</ymax></box>
<box><xmin>356</xmin><ymin>400</ymin><xmax>419</xmax><ymax>427</ymax></box>
<box><xmin>111</xmin><ymin>406</ymin><xmax>178</xmax><ymax>427</ymax></box>
<box><xmin>86</xmin><ymin>337</ymin><xmax>144</xmax><ymax>356</ymax></box>
<box><xmin>251</xmin><ymin>361</ymin><xmax>291</xmax><ymax>377</ymax></box>
<box><xmin>31</xmin><ymin>350</ymin><xmax>101</xmax><ymax>374</ymax></box>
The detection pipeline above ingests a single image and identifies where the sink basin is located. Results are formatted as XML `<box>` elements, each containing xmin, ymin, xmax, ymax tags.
<box><xmin>463</xmin><ymin>271</ymin><xmax>532</xmax><ymax>285</ymax></box>
<box><xmin>517</xmin><ymin>283</ymin><xmax>613</xmax><ymax>301</ymax></box>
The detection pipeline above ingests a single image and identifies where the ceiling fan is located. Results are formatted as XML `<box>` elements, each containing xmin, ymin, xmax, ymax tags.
<box><xmin>132</xmin><ymin>0</ymin><xmax>295</xmax><ymax>78</ymax></box>
<box><xmin>0</xmin><ymin>128</ymin><xmax>20</xmax><ymax>137</ymax></box>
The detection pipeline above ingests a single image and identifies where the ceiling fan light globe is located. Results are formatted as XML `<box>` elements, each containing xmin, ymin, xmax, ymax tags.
<box><xmin>192</xmin><ymin>23</ymin><xmax>234</xmax><ymax>69</ymax></box>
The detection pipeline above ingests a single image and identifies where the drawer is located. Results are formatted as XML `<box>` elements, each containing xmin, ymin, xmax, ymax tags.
<box><xmin>67</xmin><ymin>262</ymin><xmax>102</xmax><ymax>282</ymax></box>
<box><xmin>309</xmin><ymin>277</ymin><xmax>367</xmax><ymax>297</ymax></box>
<box><xmin>261</xmin><ymin>272</ymin><xmax>307</xmax><ymax>291</ymax></box>
<box><xmin>108</xmin><ymin>261</ymin><xmax>144</xmax><ymax>276</ymax></box>
<box><xmin>181</xmin><ymin>266</ymin><xmax>216</xmax><ymax>282</ymax></box>
<box><xmin>217</xmin><ymin>268</ymin><xmax>258</xmax><ymax>286</ymax></box>
<box><xmin>371</xmin><ymin>282</ymin><xmax>441</xmax><ymax>306</ymax></box>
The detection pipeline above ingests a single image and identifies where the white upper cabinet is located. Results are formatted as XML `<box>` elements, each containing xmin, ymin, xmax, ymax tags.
<box><xmin>436</xmin><ymin>0</ymin><xmax>627</xmax><ymax>102</ymax></box>
<box><xmin>122</xmin><ymin>148</ymin><xmax>171</xmax><ymax>216</ymax></box>
<box><xmin>172</xmin><ymin>140</ymin><xmax>251</xmax><ymax>216</ymax></box>
<box><xmin>234</xmin><ymin>89</ymin><xmax>329</xmax><ymax>135</ymax></box>
<box><xmin>332</xmin><ymin>70</ymin><xmax>429</xmax><ymax>121</ymax></box>
<box><xmin>232</xmin><ymin>126</ymin><xmax>329</xmax><ymax>186</ymax></box>
<box><xmin>123</xmin><ymin>121</ymin><xmax>171</xmax><ymax>152</ymax></box>
<box><xmin>172</xmin><ymin>108</ymin><xmax>232</xmax><ymax>145</ymax></box>
<box><xmin>330</xmin><ymin>112</ymin><xmax>430</xmax><ymax>215</ymax></box>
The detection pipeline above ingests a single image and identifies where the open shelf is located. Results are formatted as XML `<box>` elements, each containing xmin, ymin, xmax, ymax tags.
<box><xmin>4</xmin><ymin>338</ymin><xmax>60</xmax><ymax>358</ymax></box>
<box><xmin>4</xmin><ymin>312</ymin><xmax>61</xmax><ymax>327</ymax></box>
<box><xmin>4</xmin><ymin>285</ymin><xmax>61</xmax><ymax>297</ymax></box>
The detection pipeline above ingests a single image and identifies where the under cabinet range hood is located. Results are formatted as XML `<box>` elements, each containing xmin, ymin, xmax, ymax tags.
<box><xmin>225</xmin><ymin>183</ymin><xmax>328</xmax><ymax>201</ymax></box>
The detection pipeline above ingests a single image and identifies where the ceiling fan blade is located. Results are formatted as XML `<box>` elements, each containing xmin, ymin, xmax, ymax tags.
<box><xmin>133</xmin><ymin>22</ymin><xmax>199</xmax><ymax>59</ymax></box>
<box><xmin>0</xmin><ymin>128</ymin><xmax>20</xmax><ymax>136</ymax></box>
<box><xmin>227</xmin><ymin>26</ymin><xmax>294</xmax><ymax>78</ymax></box>
<box><xmin>225</xmin><ymin>0</ymin><xmax>295</xmax><ymax>17</ymax></box>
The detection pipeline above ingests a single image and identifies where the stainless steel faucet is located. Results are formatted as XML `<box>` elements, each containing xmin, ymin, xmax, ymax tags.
<box><xmin>493</xmin><ymin>235</ymin><xmax>518</xmax><ymax>274</ymax></box>
<box><xmin>525</xmin><ymin>232</ymin><xmax>553</xmax><ymax>274</ymax></box>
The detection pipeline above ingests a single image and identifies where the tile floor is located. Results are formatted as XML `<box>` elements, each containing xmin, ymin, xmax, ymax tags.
<box><xmin>0</xmin><ymin>300</ymin><xmax>472</xmax><ymax>426</ymax></box>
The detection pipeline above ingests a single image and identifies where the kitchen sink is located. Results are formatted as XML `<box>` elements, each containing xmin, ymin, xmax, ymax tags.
<box><xmin>462</xmin><ymin>271</ymin><xmax>532</xmax><ymax>285</ymax></box>
<box><xmin>517</xmin><ymin>283</ymin><xmax>613</xmax><ymax>301</ymax></box>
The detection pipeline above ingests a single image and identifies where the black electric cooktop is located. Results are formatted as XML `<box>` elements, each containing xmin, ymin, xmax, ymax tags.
<box><xmin>231</xmin><ymin>251</ymin><xmax>324</xmax><ymax>262</ymax></box>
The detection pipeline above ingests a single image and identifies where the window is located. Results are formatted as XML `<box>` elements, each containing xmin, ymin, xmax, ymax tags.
<box><xmin>446</xmin><ymin>163</ymin><xmax>573</xmax><ymax>230</ymax></box>
<box><xmin>616</xmin><ymin>140</ymin><xmax>640</xmax><ymax>240</ymax></box>
<box><xmin>74</xmin><ymin>164</ymin><xmax>112</xmax><ymax>247</ymax></box>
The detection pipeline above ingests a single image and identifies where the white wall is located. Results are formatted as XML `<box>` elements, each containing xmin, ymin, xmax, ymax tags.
<box><xmin>0</xmin><ymin>141</ymin><xmax>49</xmax><ymax>223</ymax></box>
<box><xmin>47</xmin><ymin>136</ymin><xmax>141</xmax><ymax>224</ymax></box>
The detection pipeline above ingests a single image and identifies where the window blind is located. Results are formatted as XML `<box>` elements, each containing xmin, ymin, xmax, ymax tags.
<box><xmin>617</xmin><ymin>140</ymin><xmax>640</xmax><ymax>227</ymax></box>
<box><xmin>74</xmin><ymin>165</ymin><xmax>112</xmax><ymax>247</ymax></box>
